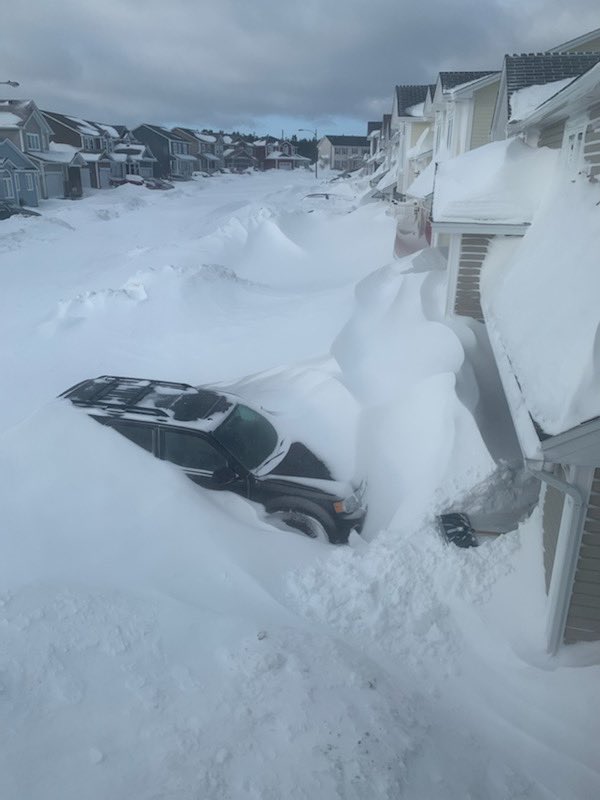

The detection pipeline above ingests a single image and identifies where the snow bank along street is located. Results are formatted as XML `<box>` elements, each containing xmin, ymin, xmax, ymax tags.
<box><xmin>1</xmin><ymin>168</ymin><xmax>599</xmax><ymax>799</ymax></box>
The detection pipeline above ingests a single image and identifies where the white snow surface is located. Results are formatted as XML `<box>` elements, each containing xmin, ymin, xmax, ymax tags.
<box><xmin>483</xmin><ymin>176</ymin><xmax>600</xmax><ymax>435</ymax></box>
<box><xmin>509</xmin><ymin>77</ymin><xmax>575</xmax><ymax>121</ymax></box>
<box><xmin>433</xmin><ymin>138</ymin><xmax>559</xmax><ymax>223</ymax></box>
<box><xmin>0</xmin><ymin>170</ymin><xmax>598</xmax><ymax>799</ymax></box>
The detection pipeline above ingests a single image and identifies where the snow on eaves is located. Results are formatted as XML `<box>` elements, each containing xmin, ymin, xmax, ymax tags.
<box><xmin>433</xmin><ymin>138</ymin><xmax>558</xmax><ymax>224</ymax></box>
<box><xmin>509</xmin><ymin>77</ymin><xmax>575</xmax><ymax>122</ymax></box>
<box><xmin>482</xmin><ymin>177</ymin><xmax>600</xmax><ymax>436</ymax></box>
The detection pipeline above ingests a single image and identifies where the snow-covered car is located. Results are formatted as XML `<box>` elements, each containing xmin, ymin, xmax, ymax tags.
<box><xmin>61</xmin><ymin>376</ymin><xmax>367</xmax><ymax>543</ymax></box>
<box><xmin>109</xmin><ymin>174</ymin><xmax>145</xmax><ymax>187</ymax></box>
<box><xmin>144</xmin><ymin>178</ymin><xmax>174</xmax><ymax>190</ymax></box>
<box><xmin>192</xmin><ymin>171</ymin><xmax>210</xmax><ymax>179</ymax></box>
<box><xmin>0</xmin><ymin>202</ymin><xmax>41</xmax><ymax>220</ymax></box>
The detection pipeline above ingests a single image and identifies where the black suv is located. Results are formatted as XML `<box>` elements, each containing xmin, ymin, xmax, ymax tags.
<box><xmin>61</xmin><ymin>376</ymin><xmax>367</xmax><ymax>543</ymax></box>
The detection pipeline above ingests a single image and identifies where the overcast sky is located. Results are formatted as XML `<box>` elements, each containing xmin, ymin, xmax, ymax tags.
<box><xmin>2</xmin><ymin>1</ymin><xmax>599</xmax><ymax>137</ymax></box>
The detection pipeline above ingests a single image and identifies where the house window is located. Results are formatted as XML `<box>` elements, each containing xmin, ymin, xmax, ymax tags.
<box><xmin>83</xmin><ymin>136</ymin><xmax>94</xmax><ymax>150</ymax></box>
<box><xmin>2</xmin><ymin>176</ymin><xmax>14</xmax><ymax>198</ymax></box>
<box><xmin>26</xmin><ymin>173</ymin><xmax>34</xmax><ymax>191</ymax></box>
<box><xmin>26</xmin><ymin>132</ymin><xmax>41</xmax><ymax>151</ymax></box>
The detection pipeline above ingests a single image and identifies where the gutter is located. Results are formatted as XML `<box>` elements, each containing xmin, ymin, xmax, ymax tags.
<box><xmin>527</xmin><ymin>463</ymin><xmax>587</xmax><ymax>654</ymax></box>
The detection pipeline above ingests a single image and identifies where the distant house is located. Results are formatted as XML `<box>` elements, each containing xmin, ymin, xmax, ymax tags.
<box><xmin>110</xmin><ymin>135</ymin><xmax>156</xmax><ymax>182</ymax></box>
<box><xmin>172</xmin><ymin>129</ymin><xmax>225</xmax><ymax>173</ymax></box>
<box><xmin>42</xmin><ymin>111</ymin><xmax>120</xmax><ymax>189</ymax></box>
<box><xmin>389</xmin><ymin>84</ymin><xmax>432</xmax><ymax>196</ymax></box>
<box><xmin>0</xmin><ymin>99</ymin><xmax>84</xmax><ymax>199</ymax></box>
<box><xmin>223</xmin><ymin>141</ymin><xmax>257</xmax><ymax>172</ymax></box>
<box><xmin>0</xmin><ymin>137</ymin><xmax>40</xmax><ymax>206</ymax></box>
<box><xmin>132</xmin><ymin>125</ymin><xmax>197</xmax><ymax>179</ymax></box>
<box><xmin>317</xmin><ymin>135</ymin><xmax>369</xmax><ymax>171</ymax></box>
<box><xmin>254</xmin><ymin>137</ymin><xmax>311</xmax><ymax>170</ymax></box>
<box><xmin>490</xmin><ymin>52</ymin><xmax>600</xmax><ymax>141</ymax></box>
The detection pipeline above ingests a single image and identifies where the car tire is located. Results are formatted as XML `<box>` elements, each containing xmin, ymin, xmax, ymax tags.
<box><xmin>266</xmin><ymin>500</ymin><xmax>336</xmax><ymax>544</ymax></box>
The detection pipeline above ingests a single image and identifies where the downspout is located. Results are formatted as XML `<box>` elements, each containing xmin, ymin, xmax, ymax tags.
<box><xmin>527</xmin><ymin>463</ymin><xmax>587</xmax><ymax>654</ymax></box>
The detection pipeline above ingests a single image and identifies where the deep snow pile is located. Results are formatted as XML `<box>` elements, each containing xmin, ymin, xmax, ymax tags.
<box><xmin>0</xmin><ymin>170</ymin><xmax>599</xmax><ymax>799</ymax></box>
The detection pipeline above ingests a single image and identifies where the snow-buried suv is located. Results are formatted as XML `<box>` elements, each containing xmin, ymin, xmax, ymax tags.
<box><xmin>61</xmin><ymin>376</ymin><xmax>366</xmax><ymax>544</ymax></box>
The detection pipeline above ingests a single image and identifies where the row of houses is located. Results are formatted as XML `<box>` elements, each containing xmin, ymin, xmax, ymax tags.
<box><xmin>363</xmin><ymin>26</ymin><xmax>600</xmax><ymax>653</ymax></box>
<box><xmin>0</xmin><ymin>103</ymin><xmax>312</xmax><ymax>207</ymax></box>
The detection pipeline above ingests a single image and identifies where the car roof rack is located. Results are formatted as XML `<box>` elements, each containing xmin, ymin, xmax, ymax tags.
<box><xmin>60</xmin><ymin>375</ymin><xmax>196</xmax><ymax>418</ymax></box>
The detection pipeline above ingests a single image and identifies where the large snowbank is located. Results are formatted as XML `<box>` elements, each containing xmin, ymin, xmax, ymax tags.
<box><xmin>483</xmin><ymin>177</ymin><xmax>600</xmax><ymax>434</ymax></box>
<box><xmin>433</xmin><ymin>138</ymin><xmax>558</xmax><ymax>223</ymax></box>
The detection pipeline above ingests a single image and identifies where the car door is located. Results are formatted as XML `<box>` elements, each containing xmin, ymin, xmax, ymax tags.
<box><xmin>101</xmin><ymin>418</ymin><xmax>157</xmax><ymax>455</ymax></box>
<box><xmin>159</xmin><ymin>427</ymin><xmax>248</xmax><ymax>495</ymax></box>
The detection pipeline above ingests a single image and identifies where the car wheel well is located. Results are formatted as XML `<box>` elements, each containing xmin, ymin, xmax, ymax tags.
<box><xmin>265</xmin><ymin>497</ymin><xmax>338</xmax><ymax>543</ymax></box>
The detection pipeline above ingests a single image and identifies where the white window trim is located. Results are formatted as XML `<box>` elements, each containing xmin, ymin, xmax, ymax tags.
<box><xmin>2</xmin><ymin>175</ymin><xmax>15</xmax><ymax>199</ymax></box>
<box><xmin>563</xmin><ymin>117</ymin><xmax>587</xmax><ymax>178</ymax></box>
<box><xmin>26</xmin><ymin>132</ymin><xmax>41</xmax><ymax>151</ymax></box>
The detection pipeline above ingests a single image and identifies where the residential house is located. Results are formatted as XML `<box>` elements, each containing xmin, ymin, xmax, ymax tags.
<box><xmin>172</xmin><ymin>128</ymin><xmax>223</xmax><ymax>173</ymax></box>
<box><xmin>437</xmin><ymin>61</ymin><xmax>600</xmax><ymax>651</ymax></box>
<box><xmin>317</xmin><ymin>135</ymin><xmax>369</xmax><ymax>171</ymax></box>
<box><xmin>430</xmin><ymin>72</ymin><xmax>497</xmax><ymax>162</ymax></box>
<box><xmin>388</xmin><ymin>84</ymin><xmax>432</xmax><ymax>196</ymax></box>
<box><xmin>110</xmin><ymin>134</ymin><xmax>156</xmax><ymax>182</ymax></box>
<box><xmin>365</xmin><ymin>121</ymin><xmax>382</xmax><ymax>176</ymax></box>
<box><xmin>132</xmin><ymin>125</ymin><xmax>197</xmax><ymax>179</ymax></box>
<box><xmin>0</xmin><ymin>137</ymin><xmax>40</xmax><ymax>206</ymax></box>
<box><xmin>254</xmin><ymin>137</ymin><xmax>311</xmax><ymax>170</ymax></box>
<box><xmin>0</xmin><ymin>99</ymin><xmax>84</xmax><ymax>199</ymax></box>
<box><xmin>493</xmin><ymin>62</ymin><xmax>600</xmax><ymax>650</ymax></box>
<box><xmin>42</xmin><ymin>111</ymin><xmax>118</xmax><ymax>189</ymax></box>
<box><xmin>222</xmin><ymin>140</ymin><xmax>257</xmax><ymax>172</ymax></box>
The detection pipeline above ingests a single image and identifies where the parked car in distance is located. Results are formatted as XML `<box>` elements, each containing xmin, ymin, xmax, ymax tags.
<box><xmin>0</xmin><ymin>202</ymin><xmax>41</xmax><ymax>220</ymax></box>
<box><xmin>109</xmin><ymin>174</ymin><xmax>145</xmax><ymax>187</ymax></box>
<box><xmin>145</xmin><ymin>178</ymin><xmax>174</xmax><ymax>190</ymax></box>
<box><xmin>60</xmin><ymin>376</ymin><xmax>367</xmax><ymax>544</ymax></box>
<box><xmin>192</xmin><ymin>171</ymin><xmax>211</xmax><ymax>179</ymax></box>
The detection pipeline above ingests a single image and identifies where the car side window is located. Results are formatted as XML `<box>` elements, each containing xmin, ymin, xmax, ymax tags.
<box><xmin>111</xmin><ymin>421</ymin><xmax>154</xmax><ymax>453</ymax></box>
<box><xmin>162</xmin><ymin>430</ymin><xmax>227</xmax><ymax>472</ymax></box>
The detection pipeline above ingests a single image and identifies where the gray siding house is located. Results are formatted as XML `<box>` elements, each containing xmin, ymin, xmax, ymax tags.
<box><xmin>0</xmin><ymin>137</ymin><xmax>40</xmax><ymax>206</ymax></box>
<box><xmin>132</xmin><ymin>125</ymin><xmax>196</xmax><ymax>179</ymax></box>
<box><xmin>0</xmin><ymin>99</ymin><xmax>83</xmax><ymax>199</ymax></box>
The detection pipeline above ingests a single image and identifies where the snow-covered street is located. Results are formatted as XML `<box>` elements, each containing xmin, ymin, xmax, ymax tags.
<box><xmin>1</xmin><ymin>171</ymin><xmax>599</xmax><ymax>799</ymax></box>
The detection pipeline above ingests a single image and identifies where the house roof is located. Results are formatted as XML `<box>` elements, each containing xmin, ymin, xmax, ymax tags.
<box><xmin>547</xmin><ymin>26</ymin><xmax>600</xmax><ymax>53</ymax></box>
<box><xmin>395</xmin><ymin>85</ymin><xmax>430</xmax><ymax>116</ymax></box>
<box><xmin>138</xmin><ymin>124</ymin><xmax>188</xmax><ymax>142</ymax></box>
<box><xmin>0</xmin><ymin>100</ymin><xmax>51</xmax><ymax>134</ymax></box>
<box><xmin>502</xmin><ymin>52</ymin><xmax>600</xmax><ymax>114</ymax></box>
<box><xmin>324</xmin><ymin>135</ymin><xmax>369</xmax><ymax>147</ymax></box>
<box><xmin>439</xmin><ymin>71</ymin><xmax>496</xmax><ymax>91</ymax></box>
<box><xmin>367</xmin><ymin>121</ymin><xmax>380</xmax><ymax>135</ymax></box>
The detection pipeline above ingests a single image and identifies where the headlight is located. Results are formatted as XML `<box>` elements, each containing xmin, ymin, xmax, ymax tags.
<box><xmin>333</xmin><ymin>493</ymin><xmax>360</xmax><ymax>514</ymax></box>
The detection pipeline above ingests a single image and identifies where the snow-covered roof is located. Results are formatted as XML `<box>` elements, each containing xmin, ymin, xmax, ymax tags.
<box><xmin>0</xmin><ymin>111</ymin><xmax>22</xmax><ymax>128</ymax></box>
<box><xmin>404</xmin><ymin>102</ymin><xmax>425</xmax><ymax>117</ymax></box>
<box><xmin>202</xmin><ymin>152</ymin><xmax>220</xmax><ymax>162</ymax></box>
<box><xmin>433</xmin><ymin>138</ymin><xmax>558</xmax><ymax>225</ymax></box>
<box><xmin>173</xmin><ymin>153</ymin><xmax>197</xmax><ymax>162</ymax></box>
<box><xmin>65</xmin><ymin>116</ymin><xmax>101</xmax><ymax>136</ymax></box>
<box><xmin>96</xmin><ymin>123</ymin><xmax>120</xmax><ymax>139</ymax></box>
<box><xmin>194</xmin><ymin>132</ymin><xmax>216</xmax><ymax>144</ymax></box>
<box><xmin>509</xmin><ymin>77</ymin><xmax>575</xmax><ymax>121</ymax></box>
<box><xmin>29</xmin><ymin>147</ymin><xmax>83</xmax><ymax>165</ymax></box>
<box><xmin>223</xmin><ymin>148</ymin><xmax>234</xmax><ymax>157</ymax></box>
<box><xmin>482</xmin><ymin>178</ymin><xmax>600</xmax><ymax>436</ymax></box>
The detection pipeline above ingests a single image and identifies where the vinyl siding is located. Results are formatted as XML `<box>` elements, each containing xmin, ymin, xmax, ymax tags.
<box><xmin>564</xmin><ymin>468</ymin><xmax>600</xmax><ymax>643</ymax></box>
<box><xmin>469</xmin><ymin>81</ymin><xmax>499</xmax><ymax>150</ymax></box>
<box><xmin>453</xmin><ymin>234</ymin><xmax>494</xmax><ymax>321</ymax></box>
<box><xmin>538</xmin><ymin>120</ymin><xmax>566</xmax><ymax>149</ymax></box>
<box><xmin>583</xmin><ymin>101</ymin><xmax>600</xmax><ymax>178</ymax></box>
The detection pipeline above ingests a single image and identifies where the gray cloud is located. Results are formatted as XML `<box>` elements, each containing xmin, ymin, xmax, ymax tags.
<box><xmin>2</xmin><ymin>0</ymin><xmax>599</xmax><ymax>132</ymax></box>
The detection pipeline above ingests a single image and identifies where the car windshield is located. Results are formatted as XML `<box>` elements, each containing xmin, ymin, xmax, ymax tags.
<box><xmin>212</xmin><ymin>404</ymin><xmax>279</xmax><ymax>470</ymax></box>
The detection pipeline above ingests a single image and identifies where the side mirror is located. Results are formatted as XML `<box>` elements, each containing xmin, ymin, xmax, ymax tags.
<box><xmin>212</xmin><ymin>465</ymin><xmax>238</xmax><ymax>486</ymax></box>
